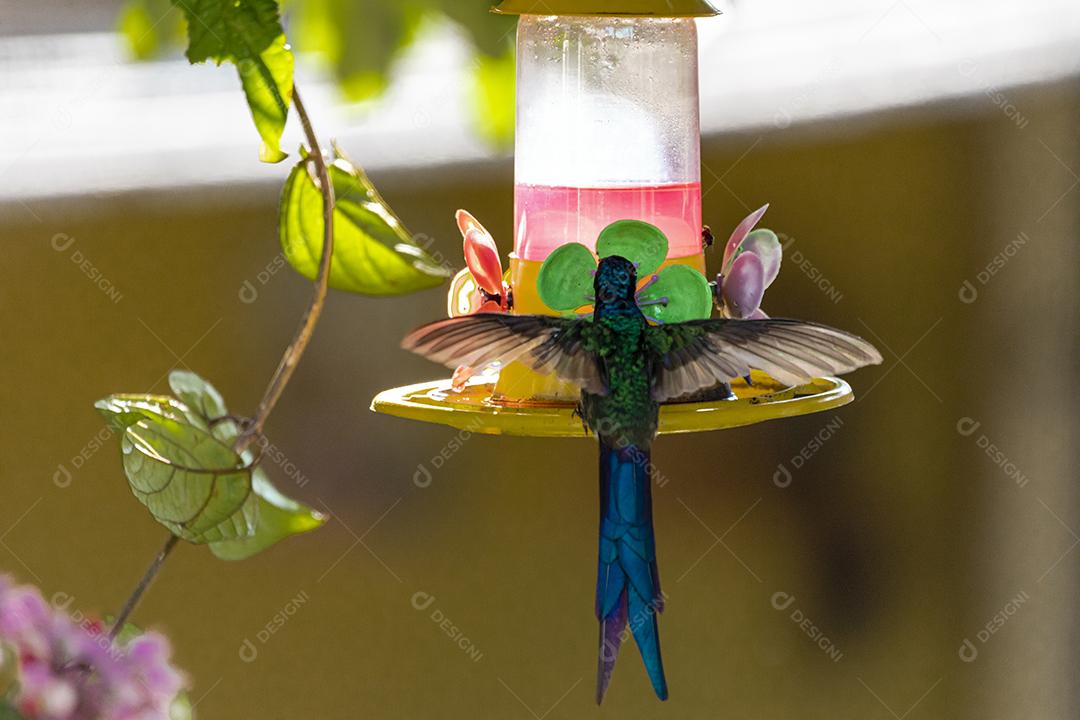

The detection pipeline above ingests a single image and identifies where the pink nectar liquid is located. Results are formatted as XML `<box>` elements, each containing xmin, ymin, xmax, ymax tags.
<box><xmin>513</xmin><ymin>182</ymin><xmax>704</xmax><ymax>263</ymax></box>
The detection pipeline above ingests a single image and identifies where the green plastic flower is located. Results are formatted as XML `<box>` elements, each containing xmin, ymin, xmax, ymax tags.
<box><xmin>536</xmin><ymin>220</ymin><xmax>713</xmax><ymax>324</ymax></box>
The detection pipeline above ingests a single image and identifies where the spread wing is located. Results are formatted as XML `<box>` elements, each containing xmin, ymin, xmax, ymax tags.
<box><xmin>647</xmin><ymin>318</ymin><xmax>883</xmax><ymax>402</ymax></box>
<box><xmin>402</xmin><ymin>313</ymin><xmax>605</xmax><ymax>394</ymax></box>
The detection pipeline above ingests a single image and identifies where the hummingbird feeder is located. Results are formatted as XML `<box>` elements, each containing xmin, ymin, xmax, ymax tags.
<box><xmin>372</xmin><ymin>0</ymin><xmax>857</xmax><ymax>436</ymax></box>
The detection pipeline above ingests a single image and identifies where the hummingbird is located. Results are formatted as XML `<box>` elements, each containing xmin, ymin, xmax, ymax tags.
<box><xmin>402</xmin><ymin>254</ymin><xmax>882</xmax><ymax>703</ymax></box>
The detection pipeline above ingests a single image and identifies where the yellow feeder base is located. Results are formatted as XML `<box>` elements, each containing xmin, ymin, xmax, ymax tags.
<box><xmin>371</xmin><ymin>370</ymin><xmax>853</xmax><ymax>438</ymax></box>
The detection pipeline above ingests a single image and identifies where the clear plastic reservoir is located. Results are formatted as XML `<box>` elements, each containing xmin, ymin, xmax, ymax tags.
<box><xmin>514</xmin><ymin>15</ymin><xmax>703</xmax><ymax>262</ymax></box>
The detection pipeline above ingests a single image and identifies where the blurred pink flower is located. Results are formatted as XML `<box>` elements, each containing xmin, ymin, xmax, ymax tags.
<box><xmin>0</xmin><ymin>576</ymin><xmax>185</xmax><ymax>720</ymax></box>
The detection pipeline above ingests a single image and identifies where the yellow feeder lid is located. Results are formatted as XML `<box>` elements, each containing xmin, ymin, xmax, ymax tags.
<box><xmin>372</xmin><ymin>371</ymin><xmax>853</xmax><ymax>438</ymax></box>
<box><xmin>492</xmin><ymin>0</ymin><xmax>720</xmax><ymax>17</ymax></box>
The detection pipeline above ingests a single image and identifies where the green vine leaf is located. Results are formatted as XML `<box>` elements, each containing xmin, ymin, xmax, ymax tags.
<box><xmin>96</xmin><ymin>400</ymin><xmax>255</xmax><ymax>544</ymax></box>
<box><xmin>97</xmin><ymin>371</ymin><xmax>326</xmax><ymax>555</ymax></box>
<box><xmin>167</xmin><ymin>371</ymin><xmax>326</xmax><ymax>558</ymax></box>
<box><xmin>209</xmin><ymin>471</ymin><xmax>326</xmax><ymax>561</ymax></box>
<box><xmin>280</xmin><ymin>144</ymin><xmax>452</xmax><ymax>295</ymax></box>
<box><xmin>171</xmin><ymin>0</ymin><xmax>294</xmax><ymax>163</ymax></box>
<box><xmin>168</xmin><ymin>370</ymin><xmax>228</xmax><ymax>427</ymax></box>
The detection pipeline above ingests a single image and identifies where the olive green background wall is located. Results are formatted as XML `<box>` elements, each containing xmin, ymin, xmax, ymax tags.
<box><xmin>1</xmin><ymin>86</ymin><xmax>1077</xmax><ymax>718</ymax></box>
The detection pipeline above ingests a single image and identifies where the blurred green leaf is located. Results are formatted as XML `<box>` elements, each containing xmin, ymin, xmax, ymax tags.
<box><xmin>0</xmin><ymin>701</ymin><xmax>22</xmax><ymax>720</ymax></box>
<box><xmin>435</xmin><ymin>0</ymin><xmax>516</xmax><ymax>58</ymax></box>
<box><xmin>108</xmin><ymin>620</ymin><xmax>148</xmax><ymax>646</ymax></box>
<box><xmin>469</xmin><ymin>45</ymin><xmax>516</xmax><ymax>148</ymax></box>
<box><xmin>118</xmin><ymin>0</ymin><xmax>185</xmax><ymax>60</ymax></box>
<box><xmin>169</xmin><ymin>692</ymin><xmax>194</xmax><ymax>720</ymax></box>
<box><xmin>295</xmin><ymin>0</ymin><xmax>425</xmax><ymax>102</ymax></box>
<box><xmin>118</xmin><ymin>0</ymin><xmax>516</xmax><ymax>147</ymax></box>
<box><xmin>171</xmin><ymin>0</ymin><xmax>294</xmax><ymax>163</ymax></box>
<box><xmin>97</xmin><ymin>397</ymin><xmax>255</xmax><ymax>544</ymax></box>
<box><xmin>0</xmin><ymin>642</ymin><xmax>17</xmax><ymax>701</ymax></box>
<box><xmin>280</xmin><ymin>144</ymin><xmax>451</xmax><ymax>295</ymax></box>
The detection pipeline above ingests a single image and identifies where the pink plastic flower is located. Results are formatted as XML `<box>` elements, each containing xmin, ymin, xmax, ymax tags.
<box><xmin>715</xmin><ymin>204</ymin><xmax>783</xmax><ymax>319</ymax></box>
<box><xmin>446</xmin><ymin>210</ymin><xmax>514</xmax><ymax>391</ymax></box>
<box><xmin>0</xmin><ymin>576</ymin><xmax>186</xmax><ymax>720</ymax></box>
<box><xmin>447</xmin><ymin>210</ymin><xmax>512</xmax><ymax>317</ymax></box>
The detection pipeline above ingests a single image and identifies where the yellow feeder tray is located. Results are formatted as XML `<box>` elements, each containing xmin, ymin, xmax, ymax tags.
<box><xmin>371</xmin><ymin>370</ymin><xmax>853</xmax><ymax>438</ymax></box>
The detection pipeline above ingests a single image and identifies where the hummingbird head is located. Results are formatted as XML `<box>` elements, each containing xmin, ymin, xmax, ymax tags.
<box><xmin>594</xmin><ymin>255</ymin><xmax>638</xmax><ymax>308</ymax></box>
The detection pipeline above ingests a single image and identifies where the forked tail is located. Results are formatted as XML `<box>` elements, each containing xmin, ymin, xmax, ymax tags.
<box><xmin>595</xmin><ymin>441</ymin><xmax>667</xmax><ymax>703</ymax></box>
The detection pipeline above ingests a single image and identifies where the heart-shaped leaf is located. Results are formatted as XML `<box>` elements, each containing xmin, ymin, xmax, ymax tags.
<box><xmin>537</xmin><ymin>242</ymin><xmax>597</xmax><ymax>311</ymax></box>
<box><xmin>94</xmin><ymin>399</ymin><xmax>254</xmax><ymax>546</ymax></box>
<box><xmin>638</xmin><ymin>265</ymin><xmax>713</xmax><ymax>324</ymax></box>
<box><xmin>169</xmin><ymin>371</ymin><xmax>326</xmax><ymax>557</ymax></box>
<box><xmin>98</xmin><ymin>370</ymin><xmax>326</xmax><ymax>554</ymax></box>
<box><xmin>596</xmin><ymin>220</ymin><xmax>669</xmax><ymax>277</ymax></box>
<box><xmin>281</xmin><ymin>144</ymin><xmax>452</xmax><ymax>295</ymax></box>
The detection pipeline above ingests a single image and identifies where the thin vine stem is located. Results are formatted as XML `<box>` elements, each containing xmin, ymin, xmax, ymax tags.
<box><xmin>108</xmin><ymin>534</ymin><xmax>180</xmax><ymax>641</ymax></box>
<box><xmin>235</xmin><ymin>86</ymin><xmax>336</xmax><ymax>456</ymax></box>
<box><xmin>109</xmin><ymin>84</ymin><xmax>336</xmax><ymax>639</ymax></box>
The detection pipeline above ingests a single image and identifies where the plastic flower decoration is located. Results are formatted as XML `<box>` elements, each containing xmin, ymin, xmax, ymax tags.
<box><xmin>714</xmin><ymin>204</ymin><xmax>783</xmax><ymax>319</ymax></box>
<box><xmin>446</xmin><ymin>210</ymin><xmax>511</xmax><ymax>317</ymax></box>
<box><xmin>446</xmin><ymin>210</ymin><xmax>513</xmax><ymax>390</ymax></box>
<box><xmin>0</xmin><ymin>575</ymin><xmax>187</xmax><ymax>720</ymax></box>
<box><xmin>536</xmin><ymin>220</ymin><xmax>713</xmax><ymax>323</ymax></box>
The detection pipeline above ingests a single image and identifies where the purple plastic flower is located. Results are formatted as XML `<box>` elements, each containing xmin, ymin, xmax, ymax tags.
<box><xmin>0</xmin><ymin>576</ymin><xmax>186</xmax><ymax>720</ymax></box>
<box><xmin>714</xmin><ymin>204</ymin><xmax>783</xmax><ymax>320</ymax></box>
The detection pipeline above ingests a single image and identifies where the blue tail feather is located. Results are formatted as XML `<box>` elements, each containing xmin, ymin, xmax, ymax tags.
<box><xmin>595</xmin><ymin>442</ymin><xmax>667</xmax><ymax>704</ymax></box>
